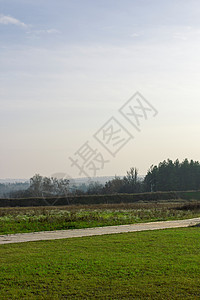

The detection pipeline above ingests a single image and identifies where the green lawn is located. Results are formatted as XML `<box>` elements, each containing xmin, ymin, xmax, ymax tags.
<box><xmin>0</xmin><ymin>227</ymin><xmax>200</xmax><ymax>299</ymax></box>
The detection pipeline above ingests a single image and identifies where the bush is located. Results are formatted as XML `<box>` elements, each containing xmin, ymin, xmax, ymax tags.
<box><xmin>1</xmin><ymin>190</ymin><xmax>200</xmax><ymax>207</ymax></box>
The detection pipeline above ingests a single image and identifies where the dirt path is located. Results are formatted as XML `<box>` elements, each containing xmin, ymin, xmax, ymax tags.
<box><xmin>0</xmin><ymin>217</ymin><xmax>199</xmax><ymax>245</ymax></box>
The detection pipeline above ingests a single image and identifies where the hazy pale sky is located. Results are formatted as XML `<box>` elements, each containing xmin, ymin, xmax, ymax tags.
<box><xmin>1</xmin><ymin>0</ymin><xmax>200</xmax><ymax>179</ymax></box>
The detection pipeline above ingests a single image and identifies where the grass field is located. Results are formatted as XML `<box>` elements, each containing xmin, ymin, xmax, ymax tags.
<box><xmin>0</xmin><ymin>202</ymin><xmax>200</xmax><ymax>235</ymax></box>
<box><xmin>0</xmin><ymin>227</ymin><xmax>200</xmax><ymax>299</ymax></box>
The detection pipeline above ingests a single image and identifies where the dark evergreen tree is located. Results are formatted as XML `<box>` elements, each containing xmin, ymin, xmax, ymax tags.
<box><xmin>144</xmin><ymin>158</ymin><xmax>200</xmax><ymax>191</ymax></box>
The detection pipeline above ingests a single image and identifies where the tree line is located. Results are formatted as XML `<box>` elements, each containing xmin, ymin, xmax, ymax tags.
<box><xmin>144</xmin><ymin>159</ymin><xmax>200</xmax><ymax>192</ymax></box>
<box><xmin>2</xmin><ymin>158</ymin><xmax>200</xmax><ymax>198</ymax></box>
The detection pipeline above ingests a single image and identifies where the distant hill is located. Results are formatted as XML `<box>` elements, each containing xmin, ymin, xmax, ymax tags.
<box><xmin>0</xmin><ymin>177</ymin><xmax>116</xmax><ymax>185</ymax></box>
<box><xmin>0</xmin><ymin>179</ymin><xmax>29</xmax><ymax>184</ymax></box>
<box><xmin>0</xmin><ymin>175</ymin><xmax>144</xmax><ymax>185</ymax></box>
<box><xmin>72</xmin><ymin>176</ymin><xmax>122</xmax><ymax>185</ymax></box>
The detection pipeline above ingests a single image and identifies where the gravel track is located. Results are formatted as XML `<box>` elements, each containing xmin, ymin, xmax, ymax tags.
<box><xmin>0</xmin><ymin>217</ymin><xmax>199</xmax><ymax>245</ymax></box>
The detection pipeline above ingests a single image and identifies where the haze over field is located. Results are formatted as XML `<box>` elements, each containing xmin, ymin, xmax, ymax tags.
<box><xmin>1</xmin><ymin>0</ymin><xmax>200</xmax><ymax>179</ymax></box>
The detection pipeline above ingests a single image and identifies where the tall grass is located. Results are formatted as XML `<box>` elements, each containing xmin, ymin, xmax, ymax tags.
<box><xmin>0</xmin><ymin>201</ymin><xmax>200</xmax><ymax>234</ymax></box>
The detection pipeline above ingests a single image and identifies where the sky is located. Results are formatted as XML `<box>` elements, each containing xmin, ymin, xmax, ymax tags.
<box><xmin>1</xmin><ymin>0</ymin><xmax>200</xmax><ymax>180</ymax></box>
